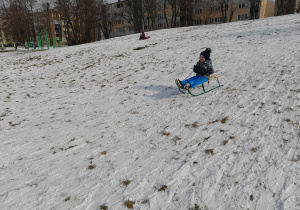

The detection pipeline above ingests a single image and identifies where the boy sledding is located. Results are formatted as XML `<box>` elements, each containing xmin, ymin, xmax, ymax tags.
<box><xmin>175</xmin><ymin>48</ymin><xmax>223</xmax><ymax>96</ymax></box>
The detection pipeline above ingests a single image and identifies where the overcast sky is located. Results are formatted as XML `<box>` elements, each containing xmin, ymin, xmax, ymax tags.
<box><xmin>106</xmin><ymin>0</ymin><xmax>117</xmax><ymax>3</ymax></box>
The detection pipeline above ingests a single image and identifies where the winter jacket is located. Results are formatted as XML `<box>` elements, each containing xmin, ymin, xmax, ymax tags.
<box><xmin>193</xmin><ymin>59</ymin><xmax>214</xmax><ymax>78</ymax></box>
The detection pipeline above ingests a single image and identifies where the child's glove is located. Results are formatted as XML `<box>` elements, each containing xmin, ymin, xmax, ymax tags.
<box><xmin>193</xmin><ymin>65</ymin><xmax>200</xmax><ymax>73</ymax></box>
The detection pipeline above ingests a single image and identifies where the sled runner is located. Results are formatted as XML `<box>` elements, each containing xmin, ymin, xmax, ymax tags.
<box><xmin>179</xmin><ymin>74</ymin><xmax>223</xmax><ymax>96</ymax></box>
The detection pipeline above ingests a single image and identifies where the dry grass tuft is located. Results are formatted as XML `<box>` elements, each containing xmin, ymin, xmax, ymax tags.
<box><xmin>162</xmin><ymin>131</ymin><xmax>170</xmax><ymax>136</ymax></box>
<box><xmin>221</xmin><ymin>117</ymin><xmax>228</xmax><ymax>124</ymax></box>
<box><xmin>172</xmin><ymin>136</ymin><xmax>181</xmax><ymax>144</ymax></box>
<box><xmin>250</xmin><ymin>147</ymin><xmax>258</xmax><ymax>152</ymax></box>
<box><xmin>64</xmin><ymin>196</ymin><xmax>71</xmax><ymax>202</ymax></box>
<box><xmin>123</xmin><ymin>180</ymin><xmax>131</xmax><ymax>187</ymax></box>
<box><xmin>203</xmin><ymin>137</ymin><xmax>210</xmax><ymax>142</ymax></box>
<box><xmin>124</xmin><ymin>200</ymin><xmax>135</xmax><ymax>209</ymax></box>
<box><xmin>250</xmin><ymin>194</ymin><xmax>254</xmax><ymax>201</ymax></box>
<box><xmin>100</xmin><ymin>205</ymin><xmax>108</xmax><ymax>210</ymax></box>
<box><xmin>223</xmin><ymin>140</ymin><xmax>229</xmax><ymax>145</ymax></box>
<box><xmin>87</xmin><ymin>164</ymin><xmax>96</xmax><ymax>170</ymax></box>
<box><xmin>205</xmin><ymin>149</ymin><xmax>214</xmax><ymax>155</ymax></box>
<box><xmin>133</xmin><ymin>46</ymin><xmax>147</xmax><ymax>50</ymax></box>
<box><xmin>158</xmin><ymin>185</ymin><xmax>167</xmax><ymax>192</ymax></box>
<box><xmin>192</xmin><ymin>122</ymin><xmax>199</xmax><ymax>128</ymax></box>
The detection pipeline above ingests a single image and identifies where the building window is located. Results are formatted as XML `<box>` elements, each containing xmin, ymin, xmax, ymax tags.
<box><xmin>115</xmin><ymin>20</ymin><xmax>124</xmax><ymax>24</ymax></box>
<box><xmin>157</xmin><ymin>23</ymin><xmax>166</xmax><ymax>28</ymax></box>
<box><xmin>238</xmin><ymin>14</ymin><xmax>248</xmax><ymax>21</ymax></box>
<box><xmin>194</xmin><ymin>19</ymin><xmax>201</xmax><ymax>25</ymax></box>
<box><xmin>116</xmin><ymin>28</ymin><xmax>124</xmax><ymax>32</ymax></box>
<box><xmin>195</xmin><ymin>9</ymin><xmax>202</xmax><ymax>14</ymax></box>
<box><xmin>215</xmin><ymin>6</ymin><xmax>221</xmax><ymax>12</ymax></box>
<box><xmin>116</xmin><ymin>3</ymin><xmax>123</xmax><ymax>8</ymax></box>
<box><xmin>239</xmin><ymin>3</ymin><xmax>246</xmax><ymax>8</ymax></box>
<box><xmin>157</xmin><ymin>14</ymin><xmax>164</xmax><ymax>19</ymax></box>
<box><xmin>214</xmin><ymin>17</ymin><xmax>226</xmax><ymax>23</ymax></box>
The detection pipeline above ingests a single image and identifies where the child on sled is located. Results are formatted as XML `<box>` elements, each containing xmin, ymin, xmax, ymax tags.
<box><xmin>175</xmin><ymin>48</ymin><xmax>214</xmax><ymax>90</ymax></box>
<box><xmin>139</xmin><ymin>31</ymin><xmax>150</xmax><ymax>40</ymax></box>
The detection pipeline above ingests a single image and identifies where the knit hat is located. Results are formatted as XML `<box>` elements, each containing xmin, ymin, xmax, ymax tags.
<box><xmin>200</xmin><ymin>48</ymin><xmax>212</xmax><ymax>61</ymax></box>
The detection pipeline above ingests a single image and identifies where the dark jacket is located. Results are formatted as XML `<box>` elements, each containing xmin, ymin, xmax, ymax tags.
<box><xmin>193</xmin><ymin>59</ymin><xmax>214</xmax><ymax>78</ymax></box>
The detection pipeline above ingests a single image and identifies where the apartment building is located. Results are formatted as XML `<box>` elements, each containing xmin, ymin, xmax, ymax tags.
<box><xmin>108</xmin><ymin>0</ymin><xmax>277</xmax><ymax>38</ymax></box>
<box><xmin>0</xmin><ymin>16</ymin><xmax>13</xmax><ymax>47</ymax></box>
<box><xmin>1</xmin><ymin>0</ymin><xmax>295</xmax><ymax>47</ymax></box>
<box><xmin>32</xmin><ymin>10</ymin><xmax>69</xmax><ymax>47</ymax></box>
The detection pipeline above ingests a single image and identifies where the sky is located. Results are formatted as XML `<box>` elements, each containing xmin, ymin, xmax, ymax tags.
<box><xmin>1</xmin><ymin>14</ymin><xmax>300</xmax><ymax>210</ymax></box>
<box><xmin>107</xmin><ymin>0</ymin><xmax>118</xmax><ymax>3</ymax></box>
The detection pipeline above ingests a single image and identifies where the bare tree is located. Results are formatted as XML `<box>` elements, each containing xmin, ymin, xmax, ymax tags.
<box><xmin>0</xmin><ymin>0</ymin><xmax>37</xmax><ymax>47</ymax></box>
<box><xmin>216</xmin><ymin>0</ymin><xmax>230</xmax><ymax>23</ymax></box>
<box><xmin>179</xmin><ymin>0</ymin><xmax>193</xmax><ymax>27</ymax></box>
<box><xmin>132</xmin><ymin>0</ymin><xmax>144</xmax><ymax>32</ymax></box>
<box><xmin>275</xmin><ymin>0</ymin><xmax>297</xmax><ymax>16</ymax></box>
<box><xmin>40</xmin><ymin>1</ymin><xmax>54</xmax><ymax>42</ymax></box>
<box><xmin>200</xmin><ymin>0</ymin><xmax>214</xmax><ymax>25</ymax></box>
<box><xmin>144</xmin><ymin>0</ymin><xmax>157</xmax><ymax>30</ymax></box>
<box><xmin>248</xmin><ymin>0</ymin><xmax>261</xmax><ymax>19</ymax></box>
<box><xmin>96</xmin><ymin>0</ymin><xmax>112</xmax><ymax>39</ymax></box>
<box><xmin>118</xmin><ymin>0</ymin><xmax>135</xmax><ymax>29</ymax></box>
<box><xmin>228</xmin><ymin>0</ymin><xmax>237</xmax><ymax>22</ymax></box>
<box><xmin>166</xmin><ymin>0</ymin><xmax>180</xmax><ymax>28</ymax></box>
<box><xmin>55</xmin><ymin>0</ymin><xmax>80</xmax><ymax>45</ymax></box>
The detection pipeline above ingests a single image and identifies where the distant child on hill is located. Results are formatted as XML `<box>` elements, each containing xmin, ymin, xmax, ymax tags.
<box><xmin>139</xmin><ymin>31</ymin><xmax>150</xmax><ymax>40</ymax></box>
<box><xmin>175</xmin><ymin>48</ymin><xmax>214</xmax><ymax>90</ymax></box>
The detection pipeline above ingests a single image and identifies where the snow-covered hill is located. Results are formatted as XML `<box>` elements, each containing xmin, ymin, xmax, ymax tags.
<box><xmin>1</xmin><ymin>14</ymin><xmax>300</xmax><ymax>210</ymax></box>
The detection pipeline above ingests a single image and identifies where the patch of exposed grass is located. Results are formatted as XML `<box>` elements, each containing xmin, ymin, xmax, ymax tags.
<box><xmin>205</xmin><ymin>149</ymin><xmax>214</xmax><ymax>155</ymax></box>
<box><xmin>192</xmin><ymin>122</ymin><xmax>199</xmax><ymax>128</ymax></box>
<box><xmin>158</xmin><ymin>185</ymin><xmax>167</xmax><ymax>192</ymax></box>
<box><xmin>87</xmin><ymin>164</ymin><xmax>96</xmax><ymax>170</ymax></box>
<box><xmin>162</xmin><ymin>131</ymin><xmax>170</xmax><ymax>136</ymax></box>
<box><xmin>259</xmin><ymin>102</ymin><xmax>265</xmax><ymax>108</ymax></box>
<box><xmin>250</xmin><ymin>147</ymin><xmax>258</xmax><ymax>152</ymax></box>
<box><xmin>172</xmin><ymin>136</ymin><xmax>181</xmax><ymax>144</ymax></box>
<box><xmin>123</xmin><ymin>180</ymin><xmax>131</xmax><ymax>187</ymax></box>
<box><xmin>100</xmin><ymin>205</ymin><xmax>108</xmax><ymax>210</ymax></box>
<box><xmin>133</xmin><ymin>46</ymin><xmax>147</xmax><ymax>50</ymax></box>
<box><xmin>189</xmin><ymin>204</ymin><xmax>201</xmax><ymax>210</ymax></box>
<box><xmin>59</xmin><ymin>145</ymin><xmax>77</xmax><ymax>151</ymax></box>
<box><xmin>124</xmin><ymin>200</ymin><xmax>135</xmax><ymax>209</ymax></box>
<box><xmin>64</xmin><ymin>196</ymin><xmax>71</xmax><ymax>202</ymax></box>
<box><xmin>203</xmin><ymin>137</ymin><xmax>210</xmax><ymax>142</ymax></box>
<box><xmin>223</xmin><ymin>140</ymin><xmax>228</xmax><ymax>145</ymax></box>
<box><xmin>206</xmin><ymin>120</ymin><xmax>218</xmax><ymax>124</ymax></box>
<box><xmin>221</xmin><ymin>117</ymin><xmax>228</xmax><ymax>124</ymax></box>
<box><xmin>250</xmin><ymin>194</ymin><xmax>254</xmax><ymax>201</ymax></box>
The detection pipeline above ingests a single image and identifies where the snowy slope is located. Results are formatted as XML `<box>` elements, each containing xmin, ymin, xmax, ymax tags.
<box><xmin>1</xmin><ymin>14</ymin><xmax>300</xmax><ymax>210</ymax></box>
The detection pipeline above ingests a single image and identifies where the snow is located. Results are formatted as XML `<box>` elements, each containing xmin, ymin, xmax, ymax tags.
<box><xmin>1</xmin><ymin>14</ymin><xmax>300</xmax><ymax>210</ymax></box>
